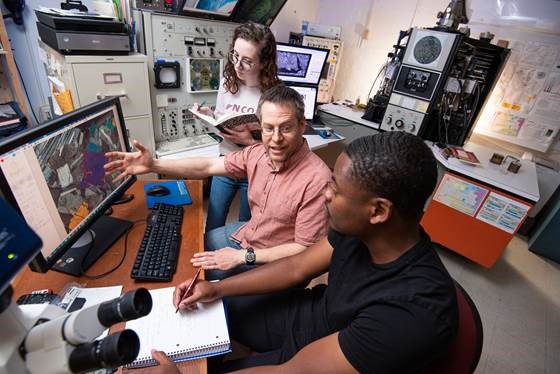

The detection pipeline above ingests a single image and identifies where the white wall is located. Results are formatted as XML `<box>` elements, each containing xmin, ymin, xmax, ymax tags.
<box><xmin>316</xmin><ymin>0</ymin><xmax>449</xmax><ymax>103</ymax></box>
<box><xmin>270</xmin><ymin>0</ymin><xmax>320</xmax><ymax>42</ymax></box>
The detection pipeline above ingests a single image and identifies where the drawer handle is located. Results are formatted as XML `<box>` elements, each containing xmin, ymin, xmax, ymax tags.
<box><xmin>96</xmin><ymin>93</ymin><xmax>128</xmax><ymax>100</ymax></box>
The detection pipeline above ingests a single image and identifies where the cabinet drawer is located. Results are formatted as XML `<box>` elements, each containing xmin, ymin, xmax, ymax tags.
<box><xmin>72</xmin><ymin>62</ymin><xmax>151</xmax><ymax>117</ymax></box>
<box><xmin>123</xmin><ymin>115</ymin><xmax>155</xmax><ymax>155</ymax></box>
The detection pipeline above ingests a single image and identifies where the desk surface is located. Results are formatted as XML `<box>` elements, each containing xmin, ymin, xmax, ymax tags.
<box><xmin>12</xmin><ymin>180</ymin><xmax>206</xmax><ymax>374</ymax></box>
<box><xmin>313</xmin><ymin>103</ymin><xmax>539</xmax><ymax>202</ymax></box>
<box><xmin>431</xmin><ymin>141</ymin><xmax>540</xmax><ymax>202</ymax></box>
<box><xmin>318</xmin><ymin>103</ymin><xmax>381</xmax><ymax>129</ymax></box>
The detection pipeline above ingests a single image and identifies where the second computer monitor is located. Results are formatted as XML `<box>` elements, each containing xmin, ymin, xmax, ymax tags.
<box><xmin>276</xmin><ymin>42</ymin><xmax>329</xmax><ymax>85</ymax></box>
<box><xmin>287</xmin><ymin>85</ymin><xmax>318</xmax><ymax>120</ymax></box>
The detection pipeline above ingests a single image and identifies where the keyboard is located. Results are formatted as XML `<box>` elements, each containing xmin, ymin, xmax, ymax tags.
<box><xmin>131</xmin><ymin>203</ymin><xmax>183</xmax><ymax>281</ymax></box>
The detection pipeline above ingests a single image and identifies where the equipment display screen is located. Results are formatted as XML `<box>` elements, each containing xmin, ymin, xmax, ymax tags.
<box><xmin>182</xmin><ymin>0</ymin><xmax>239</xmax><ymax>16</ymax></box>
<box><xmin>413</xmin><ymin>35</ymin><xmax>442</xmax><ymax>64</ymax></box>
<box><xmin>276</xmin><ymin>43</ymin><xmax>329</xmax><ymax>85</ymax></box>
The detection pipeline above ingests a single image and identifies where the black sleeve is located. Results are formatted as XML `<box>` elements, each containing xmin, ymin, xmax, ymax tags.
<box><xmin>338</xmin><ymin>302</ymin><xmax>453</xmax><ymax>373</ymax></box>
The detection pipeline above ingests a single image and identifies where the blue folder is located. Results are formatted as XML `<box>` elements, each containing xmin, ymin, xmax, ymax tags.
<box><xmin>144</xmin><ymin>180</ymin><xmax>192</xmax><ymax>209</ymax></box>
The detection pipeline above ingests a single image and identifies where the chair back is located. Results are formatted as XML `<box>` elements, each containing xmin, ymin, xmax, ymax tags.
<box><xmin>425</xmin><ymin>282</ymin><xmax>483</xmax><ymax>374</ymax></box>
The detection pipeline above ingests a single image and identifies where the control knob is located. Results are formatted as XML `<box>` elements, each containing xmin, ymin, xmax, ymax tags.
<box><xmin>386</xmin><ymin>116</ymin><xmax>392</xmax><ymax>124</ymax></box>
<box><xmin>395</xmin><ymin>119</ymin><xmax>404</xmax><ymax>128</ymax></box>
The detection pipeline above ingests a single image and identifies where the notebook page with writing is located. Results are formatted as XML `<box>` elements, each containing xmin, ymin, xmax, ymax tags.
<box><xmin>125</xmin><ymin>286</ymin><xmax>230</xmax><ymax>368</ymax></box>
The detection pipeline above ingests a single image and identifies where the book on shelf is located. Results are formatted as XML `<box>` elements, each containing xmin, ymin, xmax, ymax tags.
<box><xmin>124</xmin><ymin>286</ymin><xmax>231</xmax><ymax>368</ymax></box>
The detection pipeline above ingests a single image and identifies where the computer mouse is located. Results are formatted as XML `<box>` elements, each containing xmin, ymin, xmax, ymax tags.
<box><xmin>146</xmin><ymin>185</ymin><xmax>170</xmax><ymax>197</ymax></box>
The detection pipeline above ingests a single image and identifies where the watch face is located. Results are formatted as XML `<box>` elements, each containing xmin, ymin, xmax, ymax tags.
<box><xmin>245</xmin><ymin>250</ymin><xmax>256</xmax><ymax>264</ymax></box>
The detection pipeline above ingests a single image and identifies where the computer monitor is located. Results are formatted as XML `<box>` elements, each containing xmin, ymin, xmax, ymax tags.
<box><xmin>230</xmin><ymin>0</ymin><xmax>288</xmax><ymax>26</ymax></box>
<box><xmin>276</xmin><ymin>42</ymin><xmax>329</xmax><ymax>85</ymax></box>
<box><xmin>286</xmin><ymin>85</ymin><xmax>318</xmax><ymax>120</ymax></box>
<box><xmin>0</xmin><ymin>97</ymin><xmax>136</xmax><ymax>276</ymax></box>
<box><xmin>180</xmin><ymin>0</ymin><xmax>240</xmax><ymax>19</ymax></box>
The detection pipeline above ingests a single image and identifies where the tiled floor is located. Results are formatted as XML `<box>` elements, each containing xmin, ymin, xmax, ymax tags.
<box><xmin>438</xmin><ymin>238</ymin><xmax>560</xmax><ymax>374</ymax></box>
<box><xmin>210</xmin><ymin>194</ymin><xmax>560</xmax><ymax>373</ymax></box>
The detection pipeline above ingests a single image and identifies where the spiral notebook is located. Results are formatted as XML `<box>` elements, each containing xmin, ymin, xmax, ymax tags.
<box><xmin>124</xmin><ymin>287</ymin><xmax>231</xmax><ymax>368</ymax></box>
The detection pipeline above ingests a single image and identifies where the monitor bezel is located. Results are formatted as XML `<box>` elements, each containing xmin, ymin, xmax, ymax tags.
<box><xmin>0</xmin><ymin>97</ymin><xmax>137</xmax><ymax>273</ymax></box>
<box><xmin>276</xmin><ymin>42</ymin><xmax>330</xmax><ymax>86</ymax></box>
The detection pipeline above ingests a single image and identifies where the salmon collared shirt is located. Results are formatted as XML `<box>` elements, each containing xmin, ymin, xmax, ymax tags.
<box><xmin>224</xmin><ymin>140</ymin><xmax>331</xmax><ymax>249</ymax></box>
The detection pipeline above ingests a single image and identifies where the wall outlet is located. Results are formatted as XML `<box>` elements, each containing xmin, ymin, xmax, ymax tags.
<box><xmin>39</xmin><ymin>104</ymin><xmax>53</xmax><ymax>122</ymax></box>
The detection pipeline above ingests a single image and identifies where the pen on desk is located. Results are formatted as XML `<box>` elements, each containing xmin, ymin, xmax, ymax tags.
<box><xmin>175</xmin><ymin>267</ymin><xmax>202</xmax><ymax>313</ymax></box>
<box><xmin>198</xmin><ymin>100</ymin><xmax>207</xmax><ymax>109</ymax></box>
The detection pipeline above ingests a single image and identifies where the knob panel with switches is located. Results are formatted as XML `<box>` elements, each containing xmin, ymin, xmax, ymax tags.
<box><xmin>379</xmin><ymin>104</ymin><xmax>424</xmax><ymax>136</ymax></box>
<box><xmin>136</xmin><ymin>11</ymin><xmax>238</xmax><ymax>158</ymax></box>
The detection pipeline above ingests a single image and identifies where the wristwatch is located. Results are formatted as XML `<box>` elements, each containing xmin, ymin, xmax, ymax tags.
<box><xmin>245</xmin><ymin>247</ymin><xmax>256</xmax><ymax>265</ymax></box>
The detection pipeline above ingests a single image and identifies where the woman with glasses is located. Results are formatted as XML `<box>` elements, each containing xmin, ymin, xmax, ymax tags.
<box><xmin>197</xmin><ymin>22</ymin><xmax>282</xmax><ymax>232</ymax></box>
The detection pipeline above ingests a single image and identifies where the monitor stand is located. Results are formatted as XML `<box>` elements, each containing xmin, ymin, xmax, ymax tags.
<box><xmin>52</xmin><ymin>216</ymin><xmax>133</xmax><ymax>276</ymax></box>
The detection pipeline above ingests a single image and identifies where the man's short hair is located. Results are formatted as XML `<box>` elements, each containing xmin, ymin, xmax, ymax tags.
<box><xmin>345</xmin><ymin>132</ymin><xmax>438</xmax><ymax>220</ymax></box>
<box><xmin>256</xmin><ymin>85</ymin><xmax>305</xmax><ymax>124</ymax></box>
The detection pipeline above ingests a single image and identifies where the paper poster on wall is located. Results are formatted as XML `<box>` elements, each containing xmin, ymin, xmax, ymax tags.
<box><xmin>500</xmin><ymin>65</ymin><xmax>548</xmax><ymax>114</ymax></box>
<box><xmin>433</xmin><ymin>174</ymin><xmax>489</xmax><ymax>216</ymax></box>
<box><xmin>519</xmin><ymin>43</ymin><xmax>558</xmax><ymax>69</ymax></box>
<box><xmin>476</xmin><ymin>192</ymin><xmax>530</xmax><ymax>234</ymax></box>
<box><xmin>490</xmin><ymin>112</ymin><xmax>525</xmax><ymax>136</ymax></box>
<box><xmin>474</xmin><ymin>40</ymin><xmax>560</xmax><ymax>152</ymax></box>
<box><xmin>544</xmin><ymin>72</ymin><xmax>560</xmax><ymax>95</ymax></box>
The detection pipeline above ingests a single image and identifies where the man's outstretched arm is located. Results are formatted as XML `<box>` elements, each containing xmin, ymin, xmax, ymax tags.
<box><xmin>104</xmin><ymin>139</ymin><xmax>229</xmax><ymax>181</ymax></box>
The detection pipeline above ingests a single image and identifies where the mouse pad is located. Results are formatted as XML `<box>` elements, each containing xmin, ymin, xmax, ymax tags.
<box><xmin>144</xmin><ymin>180</ymin><xmax>192</xmax><ymax>209</ymax></box>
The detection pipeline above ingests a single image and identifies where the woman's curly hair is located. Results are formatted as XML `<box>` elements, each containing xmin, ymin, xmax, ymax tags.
<box><xmin>223</xmin><ymin>22</ymin><xmax>281</xmax><ymax>94</ymax></box>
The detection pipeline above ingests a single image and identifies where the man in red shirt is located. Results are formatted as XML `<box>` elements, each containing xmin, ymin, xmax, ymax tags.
<box><xmin>104</xmin><ymin>86</ymin><xmax>331</xmax><ymax>279</ymax></box>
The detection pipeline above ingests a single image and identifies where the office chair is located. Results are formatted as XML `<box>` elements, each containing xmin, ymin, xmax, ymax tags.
<box><xmin>424</xmin><ymin>281</ymin><xmax>484</xmax><ymax>374</ymax></box>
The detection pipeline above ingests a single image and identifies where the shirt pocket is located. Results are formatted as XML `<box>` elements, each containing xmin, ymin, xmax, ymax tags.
<box><xmin>269</xmin><ymin>197</ymin><xmax>297</xmax><ymax>224</ymax></box>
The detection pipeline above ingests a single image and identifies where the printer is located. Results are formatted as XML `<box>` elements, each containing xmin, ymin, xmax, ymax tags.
<box><xmin>35</xmin><ymin>8</ymin><xmax>130</xmax><ymax>55</ymax></box>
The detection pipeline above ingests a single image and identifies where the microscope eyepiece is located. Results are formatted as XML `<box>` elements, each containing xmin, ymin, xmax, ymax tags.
<box><xmin>97</xmin><ymin>287</ymin><xmax>152</xmax><ymax>327</ymax></box>
<box><xmin>68</xmin><ymin>329</ymin><xmax>139</xmax><ymax>373</ymax></box>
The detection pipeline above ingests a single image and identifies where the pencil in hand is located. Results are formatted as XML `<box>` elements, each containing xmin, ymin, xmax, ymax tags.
<box><xmin>175</xmin><ymin>267</ymin><xmax>202</xmax><ymax>313</ymax></box>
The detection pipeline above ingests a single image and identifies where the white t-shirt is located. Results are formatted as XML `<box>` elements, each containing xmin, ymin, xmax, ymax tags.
<box><xmin>214</xmin><ymin>80</ymin><xmax>262</xmax><ymax>117</ymax></box>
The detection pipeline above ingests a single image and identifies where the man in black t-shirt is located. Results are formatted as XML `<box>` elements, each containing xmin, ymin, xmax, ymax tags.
<box><xmin>152</xmin><ymin>132</ymin><xmax>459</xmax><ymax>373</ymax></box>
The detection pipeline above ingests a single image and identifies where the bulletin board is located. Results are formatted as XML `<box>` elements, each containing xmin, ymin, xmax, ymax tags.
<box><xmin>467</xmin><ymin>0</ymin><xmax>560</xmax><ymax>152</ymax></box>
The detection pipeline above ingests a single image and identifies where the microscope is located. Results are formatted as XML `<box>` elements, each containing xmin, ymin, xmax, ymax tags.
<box><xmin>0</xmin><ymin>199</ymin><xmax>153</xmax><ymax>373</ymax></box>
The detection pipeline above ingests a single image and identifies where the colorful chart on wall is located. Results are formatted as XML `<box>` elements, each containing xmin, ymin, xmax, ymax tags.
<box><xmin>474</xmin><ymin>39</ymin><xmax>560</xmax><ymax>152</ymax></box>
<box><xmin>468</xmin><ymin>2</ymin><xmax>560</xmax><ymax>155</ymax></box>
<box><xmin>433</xmin><ymin>174</ymin><xmax>489</xmax><ymax>216</ymax></box>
